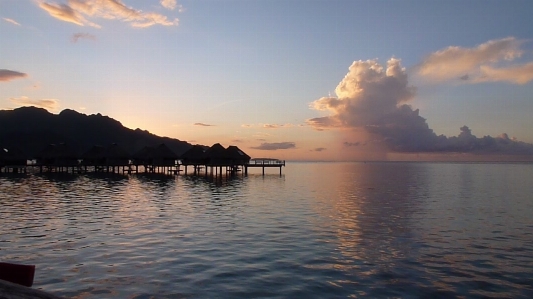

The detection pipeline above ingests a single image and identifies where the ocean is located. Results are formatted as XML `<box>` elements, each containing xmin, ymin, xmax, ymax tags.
<box><xmin>1</xmin><ymin>162</ymin><xmax>533</xmax><ymax>298</ymax></box>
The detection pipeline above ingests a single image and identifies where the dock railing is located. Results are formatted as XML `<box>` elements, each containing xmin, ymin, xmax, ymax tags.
<box><xmin>248</xmin><ymin>158</ymin><xmax>285</xmax><ymax>166</ymax></box>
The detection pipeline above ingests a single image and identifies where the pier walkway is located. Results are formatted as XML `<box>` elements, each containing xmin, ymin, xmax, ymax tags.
<box><xmin>244</xmin><ymin>158</ymin><xmax>285</xmax><ymax>175</ymax></box>
<box><xmin>0</xmin><ymin>158</ymin><xmax>285</xmax><ymax>177</ymax></box>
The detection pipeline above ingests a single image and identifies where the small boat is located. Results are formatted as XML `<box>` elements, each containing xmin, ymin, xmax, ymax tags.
<box><xmin>0</xmin><ymin>262</ymin><xmax>35</xmax><ymax>287</ymax></box>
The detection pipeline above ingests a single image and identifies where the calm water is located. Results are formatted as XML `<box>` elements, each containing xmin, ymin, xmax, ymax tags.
<box><xmin>1</xmin><ymin>162</ymin><xmax>533</xmax><ymax>298</ymax></box>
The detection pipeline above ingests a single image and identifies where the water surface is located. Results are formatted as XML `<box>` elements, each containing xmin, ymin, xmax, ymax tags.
<box><xmin>1</xmin><ymin>162</ymin><xmax>533</xmax><ymax>298</ymax></box>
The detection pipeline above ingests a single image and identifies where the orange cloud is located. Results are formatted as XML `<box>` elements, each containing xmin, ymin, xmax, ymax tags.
<box><xmin>10</xmin><ymin>96</ymin><xmax>59</xmax><ymax>111</ymax></box>
<box><xmin>476</xmin><ymin>62</ymin><xmax>533</xmax><ymax>84</ymax></box>
<box><xmin>38</xmin><ymin>0</ymin><xmax>179</xmax><ymax>28</ymax></box>
<box><xmin>416</xmin><ymin>37</ymin><xmax>533</xmax><ymax>84</ymax></box>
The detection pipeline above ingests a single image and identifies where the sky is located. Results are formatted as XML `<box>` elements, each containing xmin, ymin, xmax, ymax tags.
<box><xmin>2</xmin><ymin>0</ymin><xmax>533</xmax><ymax>161</ymax></box>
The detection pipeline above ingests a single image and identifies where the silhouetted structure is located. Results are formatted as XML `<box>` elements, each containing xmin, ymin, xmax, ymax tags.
<box><xmin>132</xmin><ymin>143</ymin><xmax>179</xmax><ymax>173</ymax></box>
<box><xmin>226</xmin><ymin>145</ymin><xmax>251</xmax><ymax>165</ymax></box>
<box><xmin>0</xmin><ymin>146</ymin><xmax>28</xmax><ymax>173</ymax></box>
<box><xmin>82</xmin><ymin>143</ymin><xmax>131</xmax><ymax>172</ymax></box>
<box><xmin>35</xmin><ymin>143</ymin><xmax>79</xmax><ymax>173</ymax></box>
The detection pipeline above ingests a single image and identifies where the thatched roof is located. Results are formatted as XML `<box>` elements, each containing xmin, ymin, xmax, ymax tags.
<box><xmin>152</xmin><ymin>143</ymin><xmax>179</xmax><ymax>159</ymax></box>
<box><xmin>82</xmin><ymin>143</ymin><xmax>130</xmax><ymax>160</ymax></box>
<box><xmin>82</xmin><ymin>145</ymin><xmax>106</xmax><ymax>159</ymax></box>
<box><xmin>132</xmin><ymin>146</ymin><xmax>153</xmax><ymax>160</ymax></box>
<box><xmin>132</xmin><ymin>143</ymin><xmax>178</xmax><ymax>160</ymax></box>
<box><xmin>205</xmin><ymin>143</ymin><xmax>228</xmax><ymax>160</ymax></box>
<box><xmin>180</xmin><ymin>145</ymin><xmax>207</xmax><ymax>161</ymax></box>
<box><xmin>226</xmin><ymin>145</ymin><xmax>251</xmax><ymax>160</ymax></box>
<box><xmin>105</xmin><ymin>143</ymin><xmax>130</xmax><ymax>159</ymax></box>
<box><xmin>36</xmin><ymin>143</ymin><xmax>78</xmax><ymax>159</ymax></box>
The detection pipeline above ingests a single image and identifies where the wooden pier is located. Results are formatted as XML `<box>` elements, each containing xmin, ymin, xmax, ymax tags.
<box><xmin>1</xmin><ymin>143</ymin><xmax>285</xmax><ymax>177</ymax></box>
<box><xmin>244</xmin><ymin>158</ymin><xmax>285</xmax><ymax>176</ymax></box>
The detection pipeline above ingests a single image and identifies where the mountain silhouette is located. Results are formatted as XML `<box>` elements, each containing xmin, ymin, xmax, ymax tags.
<box><xmin>0</xmin><ymin>107</ymin><xmax>192</xmax><ymax>158</ymax></box>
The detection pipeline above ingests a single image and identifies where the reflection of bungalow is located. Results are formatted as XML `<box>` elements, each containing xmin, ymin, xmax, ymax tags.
<box><xmin>180</xmin><ymin>145</ymin><xmax>207</xmax><ymax>166</ymax></box>
<box><xmin>35</xmin><ymin>143</ymin><xmax>79</xmax><ymax>167</ymax></box>
<box><xmin>133</xmin><ymin>143</ymin><xmax>178</xmax><ymax>167</ymax></box>
<box><xmin>82</xmin><ymin>143</ymin><xmax>130</xmax><ymax>166</ymax></box>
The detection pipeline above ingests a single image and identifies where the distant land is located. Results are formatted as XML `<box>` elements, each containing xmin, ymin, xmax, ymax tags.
<box><xmin>0</xmin><ymin>107</ymin><xmax>193</xmax><ymax>157</ymax></box>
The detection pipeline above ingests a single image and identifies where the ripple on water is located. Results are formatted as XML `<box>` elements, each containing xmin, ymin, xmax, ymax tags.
<box><xmin>1</xmin><ymin>163</ymin><xmax>533</xmax><ymax>298</ymax></box>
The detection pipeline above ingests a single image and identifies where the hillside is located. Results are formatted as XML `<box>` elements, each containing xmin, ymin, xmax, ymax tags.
<box><xmin>0</xmin><ymin>107</ymin><xmax>192</xmax><ymax>157</ymax></box>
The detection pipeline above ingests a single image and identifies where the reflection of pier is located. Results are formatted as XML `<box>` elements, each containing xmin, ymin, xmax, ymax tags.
<box><xmin>245</xmin><ymin>158</ymin><xmax>285</xmax><ymax>176</ymax></box>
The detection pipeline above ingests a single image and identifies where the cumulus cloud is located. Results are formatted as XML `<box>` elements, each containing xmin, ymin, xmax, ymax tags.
<box><xmin>308</xmin><ymin>58</ymin><xmax>416</xmax><ymax>129</ymax></box>
<box><xmin>251</xmin><ymin>142</ymin><xmax>296</xmax><ymax>150</ymax></box>
<box><xmin>416</xmin><ymin>37</ymin><xmax>533</xmax><ymax>84</ymax></box>
<box><xmin>10</xmin><ymin>96</ymin><xmax>59</xmax><ymax>111</ymax></box>
<box><xmin>71</xmin><ymin>32</ymin><xmax>96</xmax><ymax>42</ymax></box>
<box><xmin>309</xmin><ymin>58</ymin><xmax>533</xmax><ymax>155</ymax></box>
<box><xmin>160</xmin><ymin>0</ymin><xmax>184</xmax><ymax>12</ymax></box>
<box><xmin>194</xmin><ymin>122</ymin><xmax>214</xmax><ymax>127</ymax></box>
<box><xmin>38</xmin><ymin>0</ymin><xmax>179</xmax><ymax>28</ymax></box>
<box><xmin>2</xmin><ymin>18</ymin><xmax>21</xmax><ymax>26</ymax></box>
<box><xmin>0</xmin><ymin>69</ymin><xmax>28</xmax><ymax>82</ymax></box>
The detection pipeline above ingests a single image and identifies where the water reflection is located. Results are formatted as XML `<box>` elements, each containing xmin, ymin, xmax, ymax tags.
<box><xmin>2</xmin><ymin>163</ymin><xmax>532</xmax><ymax>298</ymax></box>
<box><xmin>308</xmin><ymin>162</ymin><xmax>431</xmax><ymax>296</ymax></box>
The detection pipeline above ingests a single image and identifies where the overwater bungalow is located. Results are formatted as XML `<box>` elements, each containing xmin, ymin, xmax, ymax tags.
<box><xmin>35</xmin><ymin>143</ymin><xmax>79</xmax><ymax>172</ymax></box>
<box><xmin>82</xmin><ymin>143</ymin><xmax>130</xmax><ymax>172</ymax></box>
<box><xmin>205</xmin><ymin>143</ymin><xmax>229</xmax><ymax>166</ymax></box>
<box><xmin>226</xmin><ymin>145</ymin><xmax>251</xmax><ymax>165</ymax></box>
<box><xmin>0</xmin><ymin>147</ymin><xmax>28</xmax><ymax>173</ymax></box>
<box><xmin>132</xmin><ymin>143</ymin><xmax>179</xmax><ymax>173</ymax></box>
<box><xmin>180</xmin><ymin>145</ymin><xmax>207</xmax><ymax>166</ymax></box>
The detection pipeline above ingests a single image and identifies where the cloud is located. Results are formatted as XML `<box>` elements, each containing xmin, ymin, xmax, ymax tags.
<box><xmin>10</xmin><ymin>96</ymin><xmax>59</xmax><ymax>111</ymax></box>
<box><xmin>309</xmin><ymin>58</ymin><xmax>533</xmax><ymax>155</ymax></box>
<box><xmin>160</xmin><ymin>0</ymin><xmax>185</xmax><ymax>12</ymax></box>
<box><xmin>344</xmin><ymin>141</ymin><xmax>363</xmax><ymax>147</ymax></box>
<box><xmin>416</xmin><ymin>37</ymin><xmax>533</xmax><ymax>84</ymax></box>
<box><xmin>194</xmin><ymin>122</ymin><xmax>214</xmax><ymax>127</ymax></box>
<box><xmin>263</xmin><ymin>123</ymin><xmax>294</xmax><ymax>129</ymax></box>
<box><xmin>39</xmin><ymin>1</ymin><xmax>94</xmax><ymax>27</ymax></box>
<box><xmin>38</xmin><ymin>0</ymin><xmax>180</xmax><ymax>28</ymax></box>
<box><xmin>309</xmin><ymin>58</ymin><xmax>416</xmax><ymax>130</ymax></box>
<box><xmin>241</xmin><ymin>124</ymin><xmax>253</xmax><ymax>128</ymax></box>
<box><xmin>251</xmin><ymin>142</ymin><xmax>296</xmax><ymax>150</ymax></box>
<box><xmin>71</xmin><ymin>32</ymin><xmax>96</xmax><ymax>42</ymax></box>
<box><xmin>263</xmin><ymin>124</ymin><xmax>280</xmax><ymax>129</ymax></box>
<box><xmin>2</xmin><ymin>18</ymin><xmax>21</xmax><ymax>26</ymax></box>
<box><xmin>0</xmin><ymin>69</ymin><xmax>28</xmax><ymax>82</ymax></box>
<box><xmin>475</xmin><ymin>62</ymin><xmax>533</xmax><ymax>84</ymax></box>
<box><xmin>312</xmin><ymin>147</ymin><xmax>327</xmax><ymax>152</ymax></box>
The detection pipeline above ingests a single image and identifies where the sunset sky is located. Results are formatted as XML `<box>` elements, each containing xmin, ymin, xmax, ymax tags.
<box><xmin>2</xmin><ymin>0</ymin><xmax>533</xmax><ymax>161</ymax></box>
